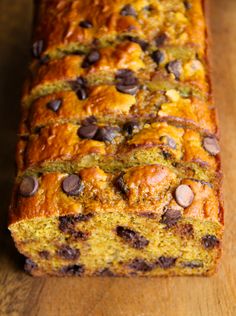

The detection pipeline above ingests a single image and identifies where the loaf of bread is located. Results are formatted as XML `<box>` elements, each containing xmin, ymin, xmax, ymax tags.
<box><xmin>9</xmin><ymin>0</ymin><xmax>223</xmax><ymax>276</ymax></box>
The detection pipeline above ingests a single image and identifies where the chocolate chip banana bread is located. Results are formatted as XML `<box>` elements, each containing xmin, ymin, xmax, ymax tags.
<box><xmin>9</xmin><ymin>0</ymin><xmax>224</xmax><ymax>276</ymax></box>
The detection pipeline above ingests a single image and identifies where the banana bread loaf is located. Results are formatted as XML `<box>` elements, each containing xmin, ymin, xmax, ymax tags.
<box><xmin>9</xmin><ymin>0</ymin><xmax>224</xmax><ymax>276</ymax></box>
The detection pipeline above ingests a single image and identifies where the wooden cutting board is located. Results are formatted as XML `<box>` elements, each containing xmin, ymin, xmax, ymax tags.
<box><xmin>0</xmin><ymin>0</ymin><xmax>235</xmax><ymax>315</ymax></box>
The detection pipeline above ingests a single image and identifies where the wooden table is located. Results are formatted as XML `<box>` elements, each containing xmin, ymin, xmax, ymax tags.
<box><xmin>0</xmin><ymin>1</ymin><xmax>235</xmax><ymax>315</ymax></box>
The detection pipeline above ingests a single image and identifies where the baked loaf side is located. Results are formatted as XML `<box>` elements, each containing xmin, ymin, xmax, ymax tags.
<box><xmin>9</xmin><ymin>0</ymin><xmax>224</xmax><ymax>276</ymax></box>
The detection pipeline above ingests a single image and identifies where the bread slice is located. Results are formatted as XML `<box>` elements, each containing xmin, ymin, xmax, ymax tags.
<box><xmin>9</xmin><ymin>164</ymin><xmax>223</xmax><ymax>276</ymax></box>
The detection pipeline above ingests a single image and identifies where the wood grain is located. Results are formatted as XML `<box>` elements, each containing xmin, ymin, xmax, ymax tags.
<box><xmin>0</xmin><ymin>0</ymin><xmax>236</xmax><ymax>315</ymax></box>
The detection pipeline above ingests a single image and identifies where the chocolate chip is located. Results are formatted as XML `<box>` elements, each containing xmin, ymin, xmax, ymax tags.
<box><xmin>128</xmin><ymin>258</ymin><xmax>154</xmax><ymax>272</ymax></box>
<box><xmin>76</xmin><ymin>87</ymin><xmax>88</xmax><ymax>100</ymax></box>
<box><xmin>81</xmin><ymin>116</ymin><xmax>97</xmax><ymax>126</ymax></box>
<box><xmin>39</xmin><ymin>251</ymin><xmax>50</xmax><ymax>260</ymax></box>
<box><xmin>175</xmin><ymin>184</ymin><xmax>194</xmax><ymax>208</ymax></box>
<box><xmin>157</xmin><ymin>256</ymin><xmax>177</xmax><ymax>269</ymax></box>
<box><xmin>94</xmin><ymin>268</ymin><xmax>115</xmax><ymax>276</ymax></box>
<box><xmin>79</xmin><ymin>20</ymin><xmax>93</xmax><ymax>28</ymax></box>
<box><xmin>123</xmin><ymin>121</ymin><xmax>139</xmax><ymax>135</ymax></box>
<box><xmin>120</xmin><ymin>4</ymin><xmax>137</xmax><ymax>17</ymax></box>
<box><xmin>116</xmin><ymin>69</ymin><xmax>135</xmax><ymax>79</ymax></box>
<box><xmin>60</xmin><ymin>264</ymin><xmax>85</xmax><ymax>276</ymax></box>
<box><xmin>32</xmin><ymin>40</ymin><xmax>44</xmax><ymax>58</ymax></box>
<box><xmin>201</xmin><ymin>235</ymin><xmax>220</xmax><ymax>249</ymax></box>
<box><xmin>166</xmin><ymin>60</ymin><xmax>182</xmax><ymax>80</ymax></box>
<box><xmin>19</xmin><ymin>176</ymin><xmax>39</xmax><ymax>197</ymax></box>
<box><xmin>82</xmin><ymin>50</ymin><xmax>100</xmax><ymax>68</ymax></box>
<box><xmin>115</xmin><ymin>173</ymin><xmax>128</xmax><ymax>194</ymax></box>
<box><xmin>184</xmin><ymin>1</ymin><xmax>192</xmax><ymax>10</ymax></box>
<box><xmin>24</xmin><ymin>258</ymin><xmax>38</xmax><ymax>273</ymax></box>
<box><xmin>161</xmin><ymin>209</ymin><xmax>182</xmax><ymax>228</ymax></box>
<box><xmin>182</xmin><ymin>261</ymin><xmax>203</xmax><ymax>268</ymax></box>
<box><xmin>160</xmin><ymin>135</ymin><xmax>176</xmax><ymax>149</ymax></box>
<box><xmin>78</xmin><ymin>124</ymin><xmax>98</xmax><ymax>139</ymax></box>
<box><xmin>74</xmin><ymin>213</ymin><xmax>94</xmax><ymax>222</ymax></box>
<box><xmin>70</xmin><ymin>230</ymin><xmax>89</xmax><ymax>241</ymax></box>
<box><xmin>203</xmin><ymin>137</ymin><xmax>220</xmax><ymax>155</ymax></box>
<box><xmin>176</xmin><ymin>223</ymin><xmax>194</xmax><ymax>238</ymax></box>
<box><xmin>46</xmin><ymin>99</ymin><xmax>62</xmax><ymax>112</ymax></box>
<box><xmin>59</xmin><ymin>213</ymin><xmax>93</xmax><ymax>233</ymax></box>
<box><xmin>94</xmin><ymin>127</ymin><xmax>117</xmax><ymax>142</ymax></box>
<box><xmin>116</xmin><ymin>226</ymin><xmax>149</xmax><ymax>249</ymax></box>
<box><xmin>125</xmin><ymin>36</ymin><xmax>149</xmax><ymax>51</ymax></box>
<box><xmin>151</xmin><ymin>50</ymin><xmax>165</xmax><ymax>64</ymax></box>
<box><xmin>75</xmin><ymin>76</ymin><xmax>87</xmax><ymax>86</ymax></box>
<box><xmin>116</xmin><ymin>83</ymin><xmax>139</xmax><ymax>95</ymax></box>
<box><xmin>155</xmin><ymin>33</ymin><xmax>168</xmax><ymax>46</ymax></box>
<box><xmin>62</xmin><ymin>174</ymin><xmax>84</xmax><ymax>196</ymax></box>
<box><xmin>57</xmin><ymin>245</ymin><xmax>80</xmax><ymax>260</ymax></box>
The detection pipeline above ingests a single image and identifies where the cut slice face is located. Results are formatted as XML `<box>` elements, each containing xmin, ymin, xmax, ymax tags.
<box><xmin>16</xmin><ymin>122</ymin><xmax>220</xmax><ymax>183</ymax></box>
<box><xmin>9</xmin><ymin>165</ymin><xmax>223</xmax><ymax>276</ymax></box>
<box><xmin>32</xmin><ymin>0</ymin><xmax>206</xmax><ymax>59</ymax></box>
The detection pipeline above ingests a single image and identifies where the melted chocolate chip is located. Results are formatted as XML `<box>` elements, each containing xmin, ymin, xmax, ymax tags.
<box><xmin>116</xmin><ymin>83</ymin><xmax>139</xmax><ymax>95</ymax></box>
<box><xmin>115</xmin><ymin>173</ymin><xmax>128</xmax><ymax>194</ymax></box>
<box><xmin>123</xmin><ymin>121</ymin><xmax>139</xmax><ymax>135</ymax></box>
<box><xmin>62</xmin><ymin>174</ymin><xmax>84</xmax><ymax>196</ymax></box>
<box><xmin>82</xmin><ymin>50</ymin><xmax>100</xmax><ymax>68</ymax></box>
<box><xmin>94</xmin><ymin>268</ymin><xmax>115</xmax><ymax>276</ymax></box>
<box><xmin>128</xmin><ymin>258</ymin><xmax>154</xmax><ymax>272</ymax></box>
<box><xmin>59</xmin><ymin>213</ymin><xmax>93</xmax><ymax>233</ymax></box>
<box><xmin>19</xmin><ymin>176</ymin><xmax>39</xmax><ymax>197</ymax></box>
<box><xmin>155</xmin><ymin>33</ymin><xmax>168</xmax><ymax>46</ymax></box>
<box><xmin>166</xmin><ymin>60</ymin><xmax>182</xmax><ymax>80</ymax></box>
<box><xmin>57</xmin><ymin>245</ymin><xmax>80</xmax><ymax>260</ymax></box>
<box><xmin>151</xmin><ymin>50</ymin><xmax>165</xmax><ymax>64</ymax></box>
<box><xmin>201</xmin><ymin>235</ymin><xmax>220</xmax><ymax>249</ymax></box>
<box><xmin>184</xmin><ymin>1</ymin><xmax>192</xmax><ymax>10</ymax></box>
<box><xmin>176</xmin><ymin>223</ymin><xmax>194</xmax><ymax>238</ymax></box>
<box><xmin>79</xmin><ymin>20</ymin><xmax>93</xmax><ymax>28</ymax></box>
<box><xmin>125</xmin><ymin>36</ymin><xmax>149</xmax><ymax>51</ymax></box>
<box><xmin>47</xmin><ymin>99</ymin><xmax>62</xmax><ymax>112</ymax></box>
<box><xmin>32</xmin><ymin>40</ymin><xmax>44</xmax><ymax>58</ymax></box>
<box><xmin>60</xmin><ymin>264</ymin><xmax>85</xmax><ymax>276</ymax></box>
<box><xmin>161</xmin><ymin>209</ymin><xmax>182</xmax><ymax>228</ymax></box>
<box><xmin>78</xmin><ymin>124</ymin><xmax>98</xmax><ymax>139</ymax></box>
<box><xmin>24</xmin><ymin>258</ymin><xmax>38</xmax><ymax>273</ymax></box>
<box><xmin>175</xmin><ymin>184</ymin><xmax>194</xmax><ymax>208</ymax></box>
<box><xmin>157</xmin><ymin>256</ymin><xmax>177</xmax><ymax>269</ymax></box>
<box><xmin>182</xmin><ymin>261</ymin><xmax>203</xmax><ymax>268</ymax></box>
<box><xmin>120</xmin><ymin>4</ymin><xmax>137</xmax><ymax>17</ymax></box>
<box><xmin>116</xmin><ymin>226</ymin><xmax>149</xmax><ymax>249</ymax></box>
<box><xmin>94</xmin><ymin>127</ymin><xmax>117</xmax><ymax>142</ymax></box>
<box><xmin>203</xmin><ymin>137</ymin><xmax>220</xmax><ymax>156</ymax></box>
<box><xmin>39</xmin><ymin>250</ymin><xmax>50</xmax><ymax>260</ymax></box>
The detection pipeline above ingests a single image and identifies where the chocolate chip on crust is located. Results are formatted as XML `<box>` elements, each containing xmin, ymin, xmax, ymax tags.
<box><xmin>81</xmin><ymin>116</ymin><xmax>97</xmax><ymax>126</ymax></box>
<box><xmin>47</xmin><ymin>99</ymin><xmax>62</xmax><ymax>112</ymax></box>
<box><xmin>60</xmin><ymin>264</ymin><xmax>85</xmax><ymax>276</ymax></box>
<box><xmin>94</xmin><ymin>126</ymin><xmax>118</xmax><ymax>142</ymax></box>
<box><xmin>203</xmin><ymin>137</ymin><xmax>220</xmax><ymax>156</ymax></box>
<box><xmin>201</xmin><ymin>235</ymin><xmax>220</xmax><ymax>249</ymax></box>
<box><xmin>57</xmin><ymin>245</ymin><xmax>80</xmax><ymax>260</ymax></box>
<box><xmin>123</xmin><ymin>121</ymin><xmax>139</xmax><ymax>135</ymax></box>
<box><xmin>120</xmin><ymin>4</ymin><xmax>137</xmax><ymax>17</ymax></box>
<box><xmin>62</xmin><ymin>174</ymin><xmax>84</xmax><ymax>196</ymax></box>
<box><xmin>76</xmin><ymin>87</ymin><xmax>88</xmax><ymax>100</ymax></box>
<box><xmin>166</xmin><ymin>60</ymin><xmax>182</xmax><ymax>80</ymax></box>
<box><xmin>157</xmin><ymin>256</ymin><xmax>177</xmax><ymax>269</ymax></box>
<box><xmin>82</xmin><ymin>50</ymin><xmax>100</xmax><ymax>68</ymax></box>
<box><xmin>19</xmin><ymin>176</ymin><xmax>39</xmax><ymax>197</ymax></box>
<box><xmin>32</xmin><ymin>40</ymin><xmax>44</xmax><ymax>58</ymax></box>
<box><xmin>78</xmin><ymin>124</ymin><xmax>98</xmax><ymax>139</ymax></box>
<box><xmin>125</xmin><ymin>36</ymin><xmax>149</xmax><ymax>51</ymax></box>
<box><xmin>116</xmin><ymin>83</ymin><xmax>139</xmax><ymax>95</ymax></box>
<box><xmin>79</xmin><ymin>20</ymin><xmax>93</xmax><ymax>28</ymax></box>
<box><xmin>128</xmin><ymin>258</ymin><xmax>154</xmax><ymax>272</ymax></box>
<box><xmin>24</xmin><ymin>258</ymin><xmax>38</xmax><ymax>273</ymax></box>
<box><xmin>175</xmin><ymin>184</ymin><xmax>194</xmax><ymax>208</ymax></box>
<box><xmin>151</xmin><ymin>50</ymin><xmax>165</xmax><ymax>65</ymax></box>
<box><xmin>161</xmin><ymin>209</ymin><xmax>182</xmax><ymax>228</ymax></box>
<box><xmin>116</xmin><ymin>226</ymin><xmax>149</xmax><ymax>249</ymax></box>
